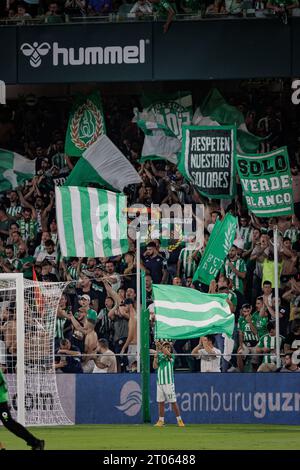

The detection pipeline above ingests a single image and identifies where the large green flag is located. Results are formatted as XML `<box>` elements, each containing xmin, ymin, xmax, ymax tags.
<box><xmin>193</xmin><ymin>89</ymin><xmax>262</xmax><ymax>154</ymax></box>
<box><xmin>64</xmin><ymin>91</ymin><xmax>106</xmax><ymax>157</ymax></box>
<box><xmin>133</xmin><ymin>92</ymin><xmax>193</xmax><ymax>162</ymax></box>
<box><xmin>55</xmin><ymin>186</ymin><xmax>128</xmax><ymax>257</ymax></box>
<box><xmin>153</xmin><ymin>284</ymin><xmax>235</xmax><ymax>340</ymax></box>
<box><xmin>236</xmin><ymin>147</ymin><xmax>294</xmax><ymax>217</ymax></box>
<box><xmin>64</xmin><ymin>135</ymin><xmax>141</xmax><ymax>192</ymax></box>
<box><xmin>0</xmin><ymin>149</ymin><xmax>35</xmax><ymax>192</ymax></box>
<box><xmin>193</xmin><ymin>214</ymin><xmax>238</xmax><ymax>285</ymax></box>
<box><xmin>178</xmin><ymin>125</ymin><xmax>236</xmax><ymax>199</ymax></box>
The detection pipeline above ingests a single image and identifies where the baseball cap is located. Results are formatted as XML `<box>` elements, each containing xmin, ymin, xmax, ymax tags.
<box><xmin>87</xmin><ymin>308</ymin><xmax>97</xmax><ymax>321</ymax></box>
<box><xmin>79</xmin><ymin>294</ymin><xmax>90</xmax><ymax>303</ymax></box>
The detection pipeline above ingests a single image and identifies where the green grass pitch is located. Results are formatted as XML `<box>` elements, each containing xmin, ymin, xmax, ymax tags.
<box><xmin>1</xmin><ymin>424</ymin><xmax>300</xmax><ymax>450</ymax></box>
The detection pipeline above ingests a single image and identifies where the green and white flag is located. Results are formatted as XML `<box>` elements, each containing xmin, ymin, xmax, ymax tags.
<box><xmin>153</xmin><ymin>284</ymin><xmax>234</xmax><ymax>340</ymax></box>
<box><xmin>64</xmin><ymin>135</ymin><xmax>141</xmax><ymax>192</ymax></box>
<box><xmin>64</xmin><ymin>91</ymin><xmax>106</xmax><ymax>157</ymax></box>
<box><xmin>0</xmin><ymin>149</ymin><xmax>35</xmax><ymax>192</ymax></box>
<box><xmin>137</xmin><ymin>120</ymin><xmax>181</xmax><ymax>164</ymax></box>
<box><xmin>55</xmin><ymin>186</ymin><xmax>128</xmax><ymax>257</ymax></box>
<box><xmin>236</xmin><ymin>147</ymin><xmax>294</xmax><ymax>217</ymax></box>
<box><xmin>193</xmin><ymin>213</ymin><xmax>238</xmax><ymax>285</ymax></box>
<box><xmin>193</xmin><ymin>89</ymin><xmax>262</xmax><ymax>154</ymax></box>
<box><xmin>133</xmin><ymin>92</ymin><xmax>193</xmax><ymax>163</ymax></box>
<box><xmin>178</xmin><ymin>125</ymin><xmax>236</xmax><ymax>199</ymax></box>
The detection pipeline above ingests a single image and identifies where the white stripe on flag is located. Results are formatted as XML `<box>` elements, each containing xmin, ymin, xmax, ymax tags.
<box><xmin>154</xmin><ymin>300</ymin><xmax>230</xmax><ymax>315</ymax></box>
<box><xmin>55</xmin><ymin>187</ymin><xmax>67</xmax><ymax>257</ymax></box>
<box><xmin>107</xmin><ymin>191</ymin><xmax>121</xmax><ymax>256</ymax></box>
<box><xmin>156</xmin><ymin>313</ymin><xmax>228</xmax><ymax>328</ymax></box>
<box><xmin>71</xmin><ymin>187</ymin><xmax>85</xmax><ymax>257</ymax></box>
<box><xmin>88</xmin><ymin>187</ymin><xmax>105</xmax><ymax>258</ymax></box>
<box><xmin>253</xmin><ymin>207</ymin><xmax>292</xmax><ymax>214</ymax></box>
<box><xmin>237</xmin><ymin>148</ymin><xmax>285</xmax><ymax>160</ymax></box>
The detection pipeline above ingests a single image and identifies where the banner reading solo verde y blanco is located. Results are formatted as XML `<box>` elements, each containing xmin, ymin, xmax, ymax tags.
<box><xmin>236</xmin><ymin>147</ymin><xmax>294</xmax><ymax>217</ymax></box>
<box><xmin>178</xmin><ymin>125</ymin><xmax>236</xmax><ymax>199</ymax></box>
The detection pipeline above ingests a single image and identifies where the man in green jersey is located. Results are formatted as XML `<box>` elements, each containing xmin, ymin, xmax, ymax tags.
<box><xmin>237</xmin><ymin>303</ymin><xmax>259</xmax><ymax>372</ymax></box>
<box><xmin>153</xmin><ymin>341</ymin><xmax>184</xmax><ymax>427</ymax></box>
<box><xmin>222</xmin><ymin>246</ymin><xmax>247</xmax><ymax>295</ymax></box>
<box><xmin>251</xmin><ymin>296</ymin><xmax>269</xmax><ymax>339</ymax></box>
<box><xmin>256</xmin><ymin>321</ymin><xmax>285</xmax><ymax>364</ymax></box>
<box><xmin>0</xmin><ymin>368</ymin><xmax>44</xmax><ymax>450</ymax></box>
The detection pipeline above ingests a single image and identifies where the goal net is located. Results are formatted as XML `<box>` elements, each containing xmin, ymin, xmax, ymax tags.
<box><xmin>0</xmin><ymin>274</ymin><xmax>73</xmax><ymax>426</ymax></box>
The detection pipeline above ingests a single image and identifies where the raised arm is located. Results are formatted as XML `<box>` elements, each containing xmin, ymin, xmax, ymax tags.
<box><xmin>103</xmin><ymin>280</ymin><xmax>121</xmax><ymax>306</ymax></box>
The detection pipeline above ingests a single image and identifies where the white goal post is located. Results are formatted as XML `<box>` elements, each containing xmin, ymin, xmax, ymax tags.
<box><xmin>0</xmin><ymin>273</ymin><xmax>72</xmax><ymax>426</ymax></box>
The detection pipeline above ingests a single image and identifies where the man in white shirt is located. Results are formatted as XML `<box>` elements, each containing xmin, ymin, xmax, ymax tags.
<box><xmin>191</xmin><ymin>335</ymin><xmax>222</xmax><ymax>372</ymax></box>
<box><xmin>34</xmin><ymin>231</ymin><xmax>51</xmax><ymax>260</ymax></box>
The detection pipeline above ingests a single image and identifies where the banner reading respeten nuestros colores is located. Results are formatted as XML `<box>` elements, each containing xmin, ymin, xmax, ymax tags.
<box><xmin>236</xmin><ymin>147</ymin><xmax>294</xmax><ymax>217</ymax></box>
<box><xmin>178</xmin><ymin>125</ymin><xmax>236</xmax><ymax>199</ymax></box>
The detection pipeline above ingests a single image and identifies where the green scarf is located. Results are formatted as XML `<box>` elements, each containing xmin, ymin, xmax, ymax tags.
<box><xmin>19</xmin><ymin>218</ymin><xmax>37</xmax><ymax>241</ymax></box>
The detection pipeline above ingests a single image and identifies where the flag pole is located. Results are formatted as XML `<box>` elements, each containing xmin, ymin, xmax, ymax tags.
<box><xmin>273</xmin><ymin>226</ymin><xmax>281</xmax><ymax>368</ymax></box>
<box><xmin>136</xmin><ymin>228</ymin><xmax>141</xmax><ymax>373</ymax></box>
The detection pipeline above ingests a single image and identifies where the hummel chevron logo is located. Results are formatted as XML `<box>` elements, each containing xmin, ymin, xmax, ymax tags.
<box><xmin>20</xmin><ymin>42</ymin><xmax>51</xmax><ymax>68</ymax></box>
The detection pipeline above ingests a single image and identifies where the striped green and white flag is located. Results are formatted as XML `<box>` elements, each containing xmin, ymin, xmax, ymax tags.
<box><xmin>153</xmin><ymin>284</ymin><xmax>234</xmax><ymax>340</ymax></box>
<box><xmin>55</xmin><ymin>186</ymin><xmax>128</xmax><ymax>257</ymax></box>
<box><xmin>0</xmin><ymin>149</ymin><xmax>35</xmax><ymax>192</ymax></box>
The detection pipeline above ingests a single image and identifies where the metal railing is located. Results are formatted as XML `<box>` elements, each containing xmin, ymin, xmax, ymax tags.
<box><xmin>1</xmin><ymin>10</ymin><xmax>299</xmax><ymax>26</ymax></box>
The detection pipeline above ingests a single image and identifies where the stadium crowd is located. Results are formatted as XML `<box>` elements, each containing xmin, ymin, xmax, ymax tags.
<box><xmin>0</xmin><ymin>0</ymin><xmax>300</xmax><ymax>23</ymax></box>
<box><xmin>0</xmin><ymin>85</ymin><xmax>300</xmax><ymax>374</ymax></box>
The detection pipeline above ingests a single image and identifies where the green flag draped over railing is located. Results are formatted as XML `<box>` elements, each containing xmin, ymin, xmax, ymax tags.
<box><xmin>192</xmin><ymin>214</ymin><xmax>238</xmax><ymax>286</ymax></box>
<box><xmin>236</xmin><ymin>147</ymin><xmax>294</xmax><ymax>217</ymax></box>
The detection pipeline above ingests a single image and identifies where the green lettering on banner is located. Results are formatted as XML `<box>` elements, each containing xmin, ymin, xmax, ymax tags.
<box><xmin>236</xmin><ymin>147</ymin><xmax>294</xmax><ymax>217</ymax></box>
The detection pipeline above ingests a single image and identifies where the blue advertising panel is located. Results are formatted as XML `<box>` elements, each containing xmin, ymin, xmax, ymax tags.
<box><xmin>75</xmin><ymin>373</ymin><xmax>300</xmax><ymax>425</ymax></box>
<box><xmin>76</xmin><ymin>374</ymin><xmax>143</xmax><ymax>424</ymax></box>
<box><xmin>154</xmin><ymin>374</ymin><xmax>300</xmax><ymax>425</ymax></box>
